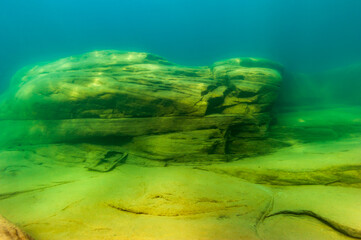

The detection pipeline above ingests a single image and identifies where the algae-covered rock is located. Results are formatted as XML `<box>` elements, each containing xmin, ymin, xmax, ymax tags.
<box><xmin>0</xmin><ymin>50</ymin><xmax>282</xmax><ymax>162</ymax></box>
<box><xmin>1</xmin><ymin>108</ymin><xmax>361</xmax><ymax>240</ymax></box>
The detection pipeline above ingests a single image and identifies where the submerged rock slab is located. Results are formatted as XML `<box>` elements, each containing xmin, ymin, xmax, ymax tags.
<box><xmin>0</xmin><ymin>50</ymin><xmax>282</xmax><ymax>161</ymax></box>
<box><xmin>1</xmin><ymin>145</ymin><xmax>361</xmax><ymax>240</ymax></box>
<box><xmin>0</xmin><ymin>107</ymin><xmax>361</xmax><ymax>239</ymax></box>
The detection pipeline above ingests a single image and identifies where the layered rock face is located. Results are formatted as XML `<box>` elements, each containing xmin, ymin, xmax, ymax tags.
<box><xmin>0</xmin><ymin>50</ymin><xmax>282</xmax><ymax>162</ymax></box>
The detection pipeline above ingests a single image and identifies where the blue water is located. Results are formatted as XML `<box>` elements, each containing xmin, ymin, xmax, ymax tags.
<box><xmin>1</xmin><ymin>0</ymin><xmax>361</xmax><ymax>92</ymax></box>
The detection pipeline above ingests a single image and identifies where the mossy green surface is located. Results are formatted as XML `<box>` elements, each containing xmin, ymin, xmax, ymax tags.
<box><xmin>0</xmin><ymin>50</ymin><xmax>283</xmax><ymax>161</ymax></box>
<box><xmin>0</xmin><ymin>106</ymin><xmax>360</xmax><ymax>239</ymax></box>
<box><xmin>0</xmin><ymin>51</ymin><xmax>361</xmax><ymax>239</ymax></box>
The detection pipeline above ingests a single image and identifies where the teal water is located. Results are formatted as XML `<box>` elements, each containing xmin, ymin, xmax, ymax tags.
<box><xmin>1</xmin><ymin>0</ymin><xmax>361</xmax><ymax>96</ymax></box>
<box><xmin>1</xmin><ymin>1</ymin><xmax>361</xmax><ymax>240</ymax></box>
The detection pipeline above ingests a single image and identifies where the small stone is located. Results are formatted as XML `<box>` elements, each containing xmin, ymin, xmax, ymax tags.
<box><xmin>0</xmin><ymin>215</ymin><xmax>33</xmax><ymax>240</ymax></box>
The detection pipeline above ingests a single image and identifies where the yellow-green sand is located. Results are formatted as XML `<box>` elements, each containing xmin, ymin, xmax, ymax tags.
<box><xmin>0</xmin><ymin>51</ymin><xmax>360</xmax><ymax>240</ymax></box>
<box><xmin>0</xmin><ymin>106</ymin><xmax>360</xmax><ymax>240</ymax></box>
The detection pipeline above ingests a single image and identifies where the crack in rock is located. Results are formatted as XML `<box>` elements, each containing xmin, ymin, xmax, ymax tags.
<box><xmin>255</xmin><ymin>196</ymin><xmax>274</xmax><ymax>237</ymax></box>
<box><xmin>265</xmin><ymin>210</ymin><xmax>361</xmax><ymax>239</ymax></box>
<box><xmin>0</xmin><ymin>181</ymin><xmax>75</xmax><ymax>200</ymax></box>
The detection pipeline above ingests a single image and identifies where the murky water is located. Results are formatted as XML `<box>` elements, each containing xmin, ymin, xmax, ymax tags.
<box><xmin>0</xmin><ymin>1</ymin><xmax>361</xmax><ymax>239</ymax></box>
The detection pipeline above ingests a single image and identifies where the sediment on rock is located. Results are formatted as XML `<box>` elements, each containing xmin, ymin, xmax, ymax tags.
<box><xmin>0</xmin><ymin>50</ymin><xmax>282</xmax><ymax>162</ymax></box>
<box><xmin>198</xmin><ymin>164</ymin><xmax>361</xmax><ymax>187</ymax></box>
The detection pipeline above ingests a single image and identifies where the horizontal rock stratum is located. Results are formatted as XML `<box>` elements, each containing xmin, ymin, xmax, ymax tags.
<box><xmin>0</xmin><ymin>50</ymin><xmax>283</xmax><ymax>161</ymax></box>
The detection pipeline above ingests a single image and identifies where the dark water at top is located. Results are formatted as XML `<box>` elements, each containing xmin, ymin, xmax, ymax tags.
<box><xmin>1</xmin><ymin>0</ymin><xmax>361</xmax><ymax>94</ymax></box>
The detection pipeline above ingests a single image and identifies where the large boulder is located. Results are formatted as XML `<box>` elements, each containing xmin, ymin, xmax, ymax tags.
<box><xmin>0</xmin><ymin>50</ymin><xmax>282</xmax><ymax>162</ymax></box>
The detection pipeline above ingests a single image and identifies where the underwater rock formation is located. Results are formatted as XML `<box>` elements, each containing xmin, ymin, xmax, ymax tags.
<box><xmin>1</xmin><ymin>107</ymin><xmax>361</xmax><ymax>240</ymax></box>
<box><xmin>0</xmin><ymin>215</ymin><xmax>33</xmax><ymax>240</ymax></box>
<box><xmin>0</xmin><ymin>50</ymin><xmax>282</xmax><ymax>162</ymax></box>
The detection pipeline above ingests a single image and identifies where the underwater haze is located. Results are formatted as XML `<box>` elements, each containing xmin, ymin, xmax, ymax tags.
<box><xmin>2</xmin><ymin>1</ymin><xmax>361</xmax><ymax>240</ymax></box>
<box><xmin>1</xmin><ymin>0</ymin><xmax>361</xmax><ymax>92</ymax></box>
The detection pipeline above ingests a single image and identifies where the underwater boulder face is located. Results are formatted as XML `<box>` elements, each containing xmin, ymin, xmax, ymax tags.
<box><xmin>0</xmin><ymin>50</ymin><xmax>282</xmax><ymax>162</ymax></box>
